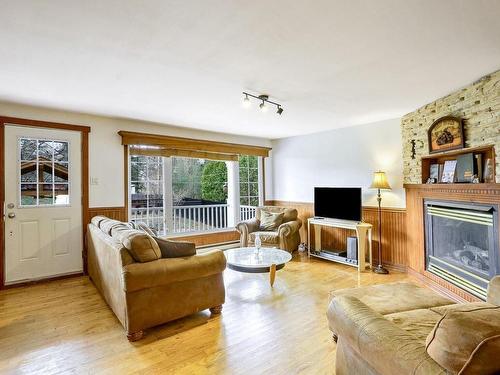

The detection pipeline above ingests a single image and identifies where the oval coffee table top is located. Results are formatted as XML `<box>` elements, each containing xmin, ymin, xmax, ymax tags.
<box><xmin>224</xmin><ymin>247</ymin><xmax>292</xmax><ymax>273</ymax></box>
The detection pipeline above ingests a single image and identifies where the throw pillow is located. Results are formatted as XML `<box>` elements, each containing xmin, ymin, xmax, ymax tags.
<box><xmin>154</xmin><ymin>237</ymin><xmax>196</xmax><ymax>258</ymax></box>
<box><xmin>259</xmin><ymin>211</ymin><xmax>284</xmax><ymax>231</ymax></box>
<box><xmin>425</xmin><ymin>306</ymin><xmax>500</xmax><ymax>374</ymax></box>
<box><xmin>117</xmin><ymin>229</ymin><xmax>161</xmax><ymax>262</ymax></box>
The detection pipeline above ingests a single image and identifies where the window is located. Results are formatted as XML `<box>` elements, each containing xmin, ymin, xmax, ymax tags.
<box><xmin>239</xmin><ymin>155</ymin><xmax>259</xmax><ymax>207</ymax></box>
<box><xmin>170</xmin><ymin>157</ymin><xmax>228</xmax><ymax>232</ymax></box>
<box><xmin>128</xmin><ymin>151</ymin><xmax>263</xmax><ymax>234</ymax></box>
<box><xmin>239</xmin><ymin>155</ymin><xmax>260</xmax><ymax>220</ymax></box>
<box><xmin>19</xmin><ymin>138</ymin><xmax>69</xmax><ymax>206</ymax></box>
<box><xmin>130</xmin><ymin>155</ymin><xmax>165</xmax><ymax>234</ymax></box>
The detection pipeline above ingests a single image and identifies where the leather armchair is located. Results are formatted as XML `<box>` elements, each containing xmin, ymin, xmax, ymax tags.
<box><xmin>236</xmin><ymin>206</ymin><xmax>302</xmax><ymax>253</ymax></box>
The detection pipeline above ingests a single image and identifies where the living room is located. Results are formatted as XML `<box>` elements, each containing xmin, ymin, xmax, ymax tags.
<box><xmin>0</xmin><ymin>1</ymin><xmax>499</xmax><ymax>374</ymax></box>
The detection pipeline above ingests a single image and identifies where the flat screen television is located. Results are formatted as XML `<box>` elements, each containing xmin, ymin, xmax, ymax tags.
<box><xmin>314</xmin><ymin>187</ymin><xmax>362</xmax><ymax>222</ymax></box>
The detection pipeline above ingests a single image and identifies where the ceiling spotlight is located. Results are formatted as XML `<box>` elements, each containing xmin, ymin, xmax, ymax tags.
<box><xmin>242</xmin><ymin>94</ymin><xmax>251</xmax><ymax>108</ymax></box>
<box><xmin>242</xmin><ymin>92</ymin><xmax>283</xmax><ymax>116</ymax></box>
<box><xmin>259</xmin><ymin>100</ymin><xmax>268</xmax><ymax>112</ymax></box>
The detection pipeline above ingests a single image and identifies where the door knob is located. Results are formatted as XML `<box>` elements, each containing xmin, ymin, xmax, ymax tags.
<box><xmin>7</xmin><ymin>212</ymin><xmax>15</xmax><ymax>219</ymax></box>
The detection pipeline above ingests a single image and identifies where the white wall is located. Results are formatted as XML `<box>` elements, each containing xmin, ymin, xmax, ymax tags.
<box><xmin>270</xmin><ymin>118</ymin><xmax>405</xmax><ymax>208</ymax></box>
<box><xmin>0</xmin><ymin>101</ymin><xmax>271</xmax><ymax>208</ymax></box>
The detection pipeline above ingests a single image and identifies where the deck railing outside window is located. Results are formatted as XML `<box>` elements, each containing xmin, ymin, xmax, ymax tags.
<box><xmin>131</xmin><ymin>204</ymin><xmax>258</xmax><ymax>235</ymax></box>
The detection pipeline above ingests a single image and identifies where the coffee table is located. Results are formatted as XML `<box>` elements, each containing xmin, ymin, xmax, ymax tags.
<box><xmin>224</xmin><ymin>247</ymin><xmax>292</xmax><ymax>287</ymax></box>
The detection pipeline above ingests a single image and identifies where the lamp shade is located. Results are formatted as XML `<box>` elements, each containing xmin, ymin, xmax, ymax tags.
<box><xmin>370</xmin><ymin>171</ymin><xmax>391</xmax><ymax>190</ymax></box>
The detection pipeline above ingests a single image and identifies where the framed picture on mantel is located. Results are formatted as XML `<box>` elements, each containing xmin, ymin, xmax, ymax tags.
<box><xmin>428</xmin><ymin>116</ymin><xmax>465</xmax><ymax>154</ymax></box>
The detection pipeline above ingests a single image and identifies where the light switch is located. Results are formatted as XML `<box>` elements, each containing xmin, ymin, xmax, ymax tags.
<box><xmin>90</xmin><ymin>177</ymin><xmax>99</xmax><ymax>185</ymax></box>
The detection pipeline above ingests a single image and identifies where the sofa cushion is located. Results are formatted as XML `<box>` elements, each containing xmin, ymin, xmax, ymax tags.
<box><xmin>329</xmin><ymin>282</ymin><xmax>454</xmax><ymax>316</ymax></box>
<box><xmin>115</xmin><ymin>229</ymin><xmax>161</xmax><ymax>263</ymax></box>
<box><xmin>250</xmin><ymin>231</ymin><xmax>279</xmax><ymax>244</ymax></box>
<box><xmin>154</xmin><ymin>237</ymin><xmax>196</xmax><ymax>258</ymax></box>
<box><xmin>385</xmin><ymin>308</ymin><xmax>442</xmax><ymax>343</ymax></box>
<box><xmin>122</xmin><ymin>250</ymin><xmax>227</xmax><ymax>292</ymax></box>
<box><xmin>426</xmin><ymin>306</ymin><xmax>500</xmax><ymax>375</ymax></box>
<box><xmin>259</xmin><ymin>211</ymin><xmax>284</xmax><ymax>231</ymax></box>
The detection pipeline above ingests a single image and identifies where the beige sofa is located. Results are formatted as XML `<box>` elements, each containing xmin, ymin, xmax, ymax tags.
<box><xmin>87</xmin><ymin>216</ymin><xmax>226</xmax><ymax>341</ymax></box>
<box><xmin>236</xmin><ymin>206</ymin><xmax>302</xmax><ymax>253</ymax></box>
<box><xmin>327</xmin><ymin>278</ymin><xmax>500</xmax><ymax>375</ymax></box>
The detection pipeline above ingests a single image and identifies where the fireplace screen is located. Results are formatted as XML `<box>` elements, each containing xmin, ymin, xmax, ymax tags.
<box><xmin>425</xmin><ymin>200</ymin><xmax>498</xmax><ymax>300</ymax></box>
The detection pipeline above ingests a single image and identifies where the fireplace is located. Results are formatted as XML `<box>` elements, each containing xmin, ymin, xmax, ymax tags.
<box><xmin>424</xmin><ymin>200</ymin><xmax>499</xmax><ymax>300</ymax></box>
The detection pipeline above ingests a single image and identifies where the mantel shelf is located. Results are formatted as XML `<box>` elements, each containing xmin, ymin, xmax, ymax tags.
<box><xmin>404</xmin><ymin>183</ymin><xmax>500</xmax><ymax>190</ymax></box>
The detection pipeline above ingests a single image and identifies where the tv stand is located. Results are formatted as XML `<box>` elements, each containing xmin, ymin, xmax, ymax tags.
<box><xmin>307</xmin><ymin>217</ymin><xmax>373</xmax><ymax>272</ymax></box>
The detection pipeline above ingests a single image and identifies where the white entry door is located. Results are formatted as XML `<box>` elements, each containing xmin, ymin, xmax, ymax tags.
<box><xmin>4</xmin><ymin>125</ymin><xmax>82</xmax><ymax>284</ymax></box>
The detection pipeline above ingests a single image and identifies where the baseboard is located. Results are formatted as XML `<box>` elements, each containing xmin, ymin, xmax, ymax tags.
<box><xmin>3</xmin><ymin>271</ymin><xmax>84</xmax><ymax>289</ymax></box>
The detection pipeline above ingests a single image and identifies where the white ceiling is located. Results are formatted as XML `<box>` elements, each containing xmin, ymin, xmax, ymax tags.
<box><xmin>0</xmin><ymin>1</ymin><xmax>499</xmax><ymax>139</ymax></box>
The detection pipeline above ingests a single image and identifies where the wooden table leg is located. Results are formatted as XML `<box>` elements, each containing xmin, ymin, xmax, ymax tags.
<box><xmin>270</xmin><ymin>264</ymin><xmax>276</xmax><ymax>287</ymax></box>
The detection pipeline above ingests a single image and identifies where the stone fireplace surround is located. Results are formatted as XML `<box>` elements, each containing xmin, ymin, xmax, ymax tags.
<box><xmin>401</xmin><ymin>70</ymin><xmax>499</xmax><ymax>301</ymax></box>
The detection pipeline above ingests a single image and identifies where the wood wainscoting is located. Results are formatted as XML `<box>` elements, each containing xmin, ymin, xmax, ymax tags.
<box><xmin>405</xmin><ymin>183</ymin><xmax>500</xmax><ymax>302</ymax></box>
<box><xmin>88</xmin><ymin>207</ymin><xmax>128</xmax><ymax>223</ymax></box>
<box><xmin>266</xmin><ymin>200</ymin><xmax>407</xmax><ymax>271</ymax></box>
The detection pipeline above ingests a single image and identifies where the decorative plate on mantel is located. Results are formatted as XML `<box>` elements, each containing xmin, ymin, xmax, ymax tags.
<box><xmin>428</xmin><ymin>116</ymin><xmax>465</xmax><ymax>154</ymax></box>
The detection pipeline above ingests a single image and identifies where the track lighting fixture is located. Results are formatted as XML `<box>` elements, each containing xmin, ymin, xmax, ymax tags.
<box><xmin>242</xmin><ymin>93</ymin><xmax>251</xmax><ymax>108</ymax></box>
<box><xmin>259</xmin><ymin>100</ymin><xmax>267</xmax><ymax>112</ymax></box>
<box><xmin>242</xmin><ymin>92</ymin><xmax>284</xmax><ymax>115</ymax></box>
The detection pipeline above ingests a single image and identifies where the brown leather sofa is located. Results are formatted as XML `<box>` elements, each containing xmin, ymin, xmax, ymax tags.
<box><xmin>87</xmin><ymin>216</ymin><xmax>226</xmax><ymax>341</ymax></box>
<box><xmin>327</xmin><ymin>278</ymin><xmax>500</xmax><ymax>375</ymax></box>
<box><xmin>236</xmin><ymin>206</ymin><xmax>302</xmax><ymax>253</ymax></box>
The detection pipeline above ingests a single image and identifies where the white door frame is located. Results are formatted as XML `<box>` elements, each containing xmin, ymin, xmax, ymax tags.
<box><xmin>0</xmin><ymin>116</ymin><xmax>91</xmax><ymax>289</ymax></box>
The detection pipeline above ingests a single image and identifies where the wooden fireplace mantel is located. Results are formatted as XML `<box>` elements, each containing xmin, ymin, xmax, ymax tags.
<box><xmin>404</xmin><ymin>183</ymin><xmax>500</xmax><ymax>302</ymax></box>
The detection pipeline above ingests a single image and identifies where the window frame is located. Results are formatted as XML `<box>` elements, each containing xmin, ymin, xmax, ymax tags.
<box><xmin>17</xmin><ymin>136</ymin><xmax>71</xmax><ymax>208</ymax></box>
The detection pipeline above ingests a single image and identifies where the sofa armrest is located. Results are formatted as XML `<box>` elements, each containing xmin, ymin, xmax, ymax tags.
<box><xmin>122</xmin><ymin>250</ymin><xmax>226</xmax><ymax>292</ymax></box>
<box><xmin>487</xmin><ymin>275</ymin><xmax>500</xmax><ymax>305</ymax></box>
<box><xmin>328</xmin><ymin>296</ymin><xmax>445</xmax><ymax>375</ymax></box>
<box><xmin>278</xmin><ymin>219</ymin><xmax>302</xmax><ymax>237</ymax></box>
<box><xmin>236</xmin><ymin>218</ymin><xmax>260</xmax><ymax>234</ymax></box>
<box><xmin>236</xmin><ymin>218</ymin><xmax>260</xmax><ymax>247</ymax></box>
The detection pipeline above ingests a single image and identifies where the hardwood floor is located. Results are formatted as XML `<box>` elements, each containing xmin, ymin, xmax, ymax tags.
<box><xmin>0</xmin><ymin>253</ymin><xmax>409</xmax><ymax>374</ymax></box>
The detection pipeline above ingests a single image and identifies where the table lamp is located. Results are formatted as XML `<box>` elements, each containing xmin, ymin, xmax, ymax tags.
<box><xmin>370</xmin><ymin>171</ymin><xmax>391</xmax><ymax>274</ymax></box>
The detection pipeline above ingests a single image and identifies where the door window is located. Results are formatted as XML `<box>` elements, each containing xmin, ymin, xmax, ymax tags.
<box><xmin>19</xmin><ymin>138</ymin><xmax>70</xmax><ymax>206</ymax></box>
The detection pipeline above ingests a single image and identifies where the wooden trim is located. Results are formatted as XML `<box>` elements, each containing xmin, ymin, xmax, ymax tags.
<box><xmin>0</xmin><ymin>116</ymin><xmax>91</xmax><ymax>133</ymax></box>
<box><xmin>166</xmin><ymin>230</ymin><xmax>240</xmax><ymax>247</ymax></box>
<box><xmin>130</xmin><ymin>146</ymin><xmax>239</xmax><ymax>161</ymax></box>
<box><xmin>0</xmin><ymin>117</ymin><xmax>90</xmax><ymax>289</ymax></box>
<box><xmin>0</xmin><ymin>124</ymin><xmax>4</xmax><ymax>288</ymax></box>
<box><xmin>2</xmin><ymin>272</ymin><xmax>83</xmax><ymax>290</ymax></box>
<box><xmin>123</xmin><ymin>146</ymin><xmax>129</xmax><ymax>222</ymax></box>
<box><xmin>118</xmin><ymin>130</ymin><xmax>271</xmax><ymax>157</ymax></box>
